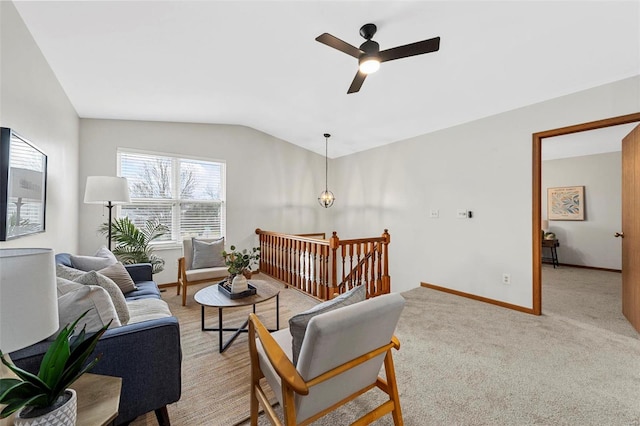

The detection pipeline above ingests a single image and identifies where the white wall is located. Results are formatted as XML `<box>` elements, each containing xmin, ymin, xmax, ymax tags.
<box><xmin>332</xmin><ymin>75</ymin><xmax>639</xmax><ymax>308</ymax></box>
<box><xmin>0</xmin><ymin>1</ymin><xmax>79</xmax><ymax>253</ymax></box>
<box><xmin>542</xmin><ymin>152</ymin><xmax>621</xmax><ymax>270</ymax></box>
<box><xmin>78</xmin><ymin>119</ymin><xmax>331</xmax><ymax>284</ymax></box>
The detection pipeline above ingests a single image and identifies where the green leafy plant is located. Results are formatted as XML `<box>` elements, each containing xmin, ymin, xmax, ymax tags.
<box><xmin>99</xmin><ymin>217</ymin><xmax>169</xmax><ymax>274</ymax></box>
<box><xmin>221</xmin><ymin>245</ymin><xmax>260</xmax><ymax>276</ymax></box>
<box><xmin>0</xmin><ymin>311</ymin><xmax>110</xmax><ymax>418</ymax></box>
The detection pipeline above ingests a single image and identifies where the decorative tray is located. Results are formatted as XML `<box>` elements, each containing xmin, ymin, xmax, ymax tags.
<box><xmin>217</xmin><ymin>281</ymin><xmax>257</xmax><ymax>299</ymax></box>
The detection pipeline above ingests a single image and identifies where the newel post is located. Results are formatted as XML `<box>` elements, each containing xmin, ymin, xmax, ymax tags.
<box><xmin>329</xmin><ymin>231</ymin><xmax>340</xmax><ymax>299</ymax></box>
<box><xmin>382</xmin><ymin>229</ymin><xmax>391</xmax><ymax>294</ymax></box>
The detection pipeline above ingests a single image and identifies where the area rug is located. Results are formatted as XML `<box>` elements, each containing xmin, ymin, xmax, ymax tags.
<box><xmin>130</xmin><ymin>275</ymin><xmax>317</xmax><ymax>426</ymax></box>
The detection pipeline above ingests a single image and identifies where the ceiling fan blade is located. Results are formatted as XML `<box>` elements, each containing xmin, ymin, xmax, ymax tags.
<box><xmin>379</xmin><ymin>36</ymin><xmax>440</xmax><ymax>63</ymax></box>
<box><xmin>316</xmin><ymin>33</ymin><xmax>362</xmax><ymax>58</ymax></box>
<box><xmin>347</xmin><ymin>71</ymin><xmax>367</xmax><ymax>94</ymax></box>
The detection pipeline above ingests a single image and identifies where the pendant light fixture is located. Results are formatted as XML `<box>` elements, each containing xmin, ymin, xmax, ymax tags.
<box><xmin>318</xmin><ymin>133</ymin><xmax>335</xmax><ymax>208</ymax></box>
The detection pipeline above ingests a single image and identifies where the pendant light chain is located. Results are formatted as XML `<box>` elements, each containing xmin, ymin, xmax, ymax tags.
<box><xmin>325</xmin><ymin>134</ymin><xmax>329</xmax><ymax>191</ymax></box>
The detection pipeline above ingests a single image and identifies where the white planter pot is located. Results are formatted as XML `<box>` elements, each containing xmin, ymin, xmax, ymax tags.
<box><xmin>15</xmin><ymin>389</ymin><xmax>77</xmax><ymax>426</ymax></box>
<box><xmin>231</xmin><ymin>274</ymin><xmax>248</xmax><ymax>293</ymax></box>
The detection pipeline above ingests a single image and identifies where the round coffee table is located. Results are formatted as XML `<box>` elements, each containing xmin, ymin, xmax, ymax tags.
<box><xmin>194</xmin><ymin>280</ymin><xmax>280</xmax><ymax>353</ymax></box>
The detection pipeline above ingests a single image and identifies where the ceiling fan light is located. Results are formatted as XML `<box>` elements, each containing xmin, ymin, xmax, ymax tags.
<box><xmin>359</xmin><ymin>57</ymin><xmax>380</xmax><ymax>74</ymax></box>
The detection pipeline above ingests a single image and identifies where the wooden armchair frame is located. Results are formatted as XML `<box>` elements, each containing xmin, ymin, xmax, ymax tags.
<box><xmin>248</xmin><ymin>313</ymin><xmax>403</xmax><ymax>426</ymax></box>
<box><xmin>176</xmin><ymin>256</ymin><xmax>227</xmax><ymax>306</ymax></box>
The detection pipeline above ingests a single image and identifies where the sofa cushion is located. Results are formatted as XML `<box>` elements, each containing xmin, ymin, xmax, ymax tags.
<box><xmin>124</xmin><ymin>281</ymin><xmax>161</xmax><ymax>300</ymax></box>
<box><xmin>127</xmin><ymin>298</ymin><xmax>173</xmax><ymax>324</ymax></box>
<box><xmin>185</xmin><ymin>266</ymin><xmax>228</xmax><ymax>282</ymax></box>
<box><xmin>73</xmin><ymin>271</ymin><xmax>130</xmax><ymax>325</ymax></box>
<box><xmin>70</xmin><ymin>246</ymin><xmax>118</xmax><ymax>271</ymax></box>
<box><xmin>191</xmin><ymin>237</ymin><xmax>226</xmax><ymax>269</ymax></box>
<box><xmin>288</xmin><ymin>285</ymin><xmax>366</xmax><ymax>365</ymax></box>
<box><xmin>98</xmin><ymin>262</ymin><xmax>138</xmax><ymax>293</ymax></box>
<box><xmin>50</xmin><ymin>278</ymin><xmax>121</xmax><ymax>340</ymax></box>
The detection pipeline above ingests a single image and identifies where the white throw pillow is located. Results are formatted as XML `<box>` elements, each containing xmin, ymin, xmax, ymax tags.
<box><xmin>73</xmin><ymin>271</ymin><xmax>130</xmax><ymax>325</ymax></box>
<box><xmin>56</xmin><ymin>263</ymin><xmax>87</xmax><ymax>281</ymax></box>
<box><xmin>70</xmin><ymin>246</ymin><xmax>118</xmax><ymax>271</ymax></box>
<box><xmin>288</xmin><ymin>285</ymin><xmax>366</xmax><ymax>365</ymax></box>
<box><xmin>49</xmin><ymin>284</ymin><xmax>121</xmax><ymax>340</ymax></box>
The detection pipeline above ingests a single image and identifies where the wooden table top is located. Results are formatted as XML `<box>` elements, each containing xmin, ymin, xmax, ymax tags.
<box><xmin>194</xmin><ymin>280</ymin><xmax>279</xmax><ymax>308</ymax></box>
<box><xmin>70</xmin><ymin>373</ymin><xmax>122</xmax><ymax>426</ymax></box>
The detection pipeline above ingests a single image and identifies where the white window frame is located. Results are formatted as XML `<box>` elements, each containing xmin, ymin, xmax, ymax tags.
<box><xmin>117</xmin><ymin>148</ymin><xmax>226</xmax><ymax>248</ymax></box>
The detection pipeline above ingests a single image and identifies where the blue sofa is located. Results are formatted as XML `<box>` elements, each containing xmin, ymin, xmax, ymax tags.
<box><xmin>10</xmin><ymin>254</ymin><xmax>182</xmax><ymax>426</ymax></box>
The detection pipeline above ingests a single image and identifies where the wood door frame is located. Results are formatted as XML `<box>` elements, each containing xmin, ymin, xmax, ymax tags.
<box><xmin>531</xmin><ymin>112</ymin><xmax>640</xmax><ymax>315</ymax></box>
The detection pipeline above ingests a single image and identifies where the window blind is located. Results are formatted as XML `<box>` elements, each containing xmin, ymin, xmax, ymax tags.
<box><xmin>118</xmin><ymin>150</ymin><xmax>225</xmax><ymax>243</ymax></box>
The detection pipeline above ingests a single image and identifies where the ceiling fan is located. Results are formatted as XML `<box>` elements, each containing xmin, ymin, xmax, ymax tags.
<box><xmin>316</xmin><ymin>23</ymin><xmax>440</xmax><ymax>94</ymax></box>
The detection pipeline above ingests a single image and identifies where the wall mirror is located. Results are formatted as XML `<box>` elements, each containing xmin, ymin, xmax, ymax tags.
<box><xmin>0</xmin><ymin>127</ymin><xmax>47</xmax><ymax>240</ymax></box>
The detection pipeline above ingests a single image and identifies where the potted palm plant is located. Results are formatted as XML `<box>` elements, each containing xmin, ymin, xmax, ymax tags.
<box><xmin>0</xmin><ymin>311</ymin><xmax>110</xmax><ymax>425</ymax></box>
<box><xmin>99</xmin><ymin>217</ymin><xmax>169</xmax><ymax>274</ymax></box>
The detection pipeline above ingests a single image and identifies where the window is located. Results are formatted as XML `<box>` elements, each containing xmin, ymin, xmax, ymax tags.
<box><xmin>117</xmin><ymin>149</ymin><xmax>225</xmax><ymax>245</ymax></box>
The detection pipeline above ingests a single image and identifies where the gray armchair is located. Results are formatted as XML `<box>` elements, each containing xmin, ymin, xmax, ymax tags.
<box><xmin>248</xmin><ymin>292</ymin><xmax>405</xmax><ymax>425</ymax></box>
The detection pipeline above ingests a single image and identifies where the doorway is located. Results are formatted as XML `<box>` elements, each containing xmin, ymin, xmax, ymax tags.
<box><xmin>531</xmin><ymin>112</ymin><xmax>640</xmax><ymax>316</ymax></box>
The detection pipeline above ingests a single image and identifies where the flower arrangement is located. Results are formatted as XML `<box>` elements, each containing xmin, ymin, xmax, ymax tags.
<box><xmin>221</xmin><ymin>245</ymin><xmax>260</xmax><ymax>277</ymax></box>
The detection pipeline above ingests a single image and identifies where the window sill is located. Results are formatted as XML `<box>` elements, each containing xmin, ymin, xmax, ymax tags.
<box><xmin>150</xmin><ymin>242</ymin><xmax>182</xmax><ymax>251</ymax></box>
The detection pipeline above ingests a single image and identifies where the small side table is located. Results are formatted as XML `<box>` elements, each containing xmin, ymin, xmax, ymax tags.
<box><xmin>542</xmin><ymin>238</ymin><xmax>560</xmax><ymax>268</ymax></box>
<box><xmin>70</xmin><ymin>373</ymin><xmax>122</xmax><ymax>426</ymax></box>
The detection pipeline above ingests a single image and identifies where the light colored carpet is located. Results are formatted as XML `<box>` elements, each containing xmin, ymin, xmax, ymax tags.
<box><xmin>542</xmin><ymin>264</ymin><xmax>638</xmax><ymax>338</ymax></box>
<box><xmin>133</xmin><ymin>269</ymin><xmax>640</xmax><ymax>425</ymax></box>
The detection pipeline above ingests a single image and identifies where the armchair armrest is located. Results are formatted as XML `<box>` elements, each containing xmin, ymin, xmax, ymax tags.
<box><xmin>249</xmin><ymin>313</ymin><xmax>308</xmax><ymax>395</ymax></box>
<box><xmin>125</xmin><ymin>263</ymin><xmax>153</xmax><ymax>282</ymax></box>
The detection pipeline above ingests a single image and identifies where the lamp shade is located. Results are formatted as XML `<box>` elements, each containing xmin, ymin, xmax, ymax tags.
<box><xmin>0</xmin><ymin>248</ymin><xmax>59</xmax><ymax>353</ymax></box>
<box><xmin>542</xmin><ymin>220</ymin><xmax>549</xmax><ymax>230</ymax></box>
<box><xmin>84</xmin><ymin>176</ymin><xmax>131</xmax><ymax>204</ymax></box>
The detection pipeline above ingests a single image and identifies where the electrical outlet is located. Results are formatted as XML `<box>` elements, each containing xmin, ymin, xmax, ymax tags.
<box><xmin>430</xmin><ymin>209</ymin><xmax>439</xmax><ymax>218</ymax></box>
<box><xmin>502</xmin><ymin>273</ymin><xmax>511</xmax><ymax>285</ymax></box>
<box><xmin>457</xmin><ymin>209</ymin><xmax>468</xmax><ymax>219</ymax></box>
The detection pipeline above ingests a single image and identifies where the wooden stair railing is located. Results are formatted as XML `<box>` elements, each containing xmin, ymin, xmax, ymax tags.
<box><xmin>255</xmin><ymin>229</ymin><xmax>390</xmax><ymax>300</ymax></box>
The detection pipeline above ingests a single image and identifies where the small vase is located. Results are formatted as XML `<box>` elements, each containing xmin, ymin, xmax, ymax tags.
<box><xmin>15</xmin><ymin>389</ymin><xmax>77</xmax><ymax>426</ymax></box>
<box><xmin>231</xmin><ymin>274</ymin><xmax>248</xmax><ymax>294</ymax></box>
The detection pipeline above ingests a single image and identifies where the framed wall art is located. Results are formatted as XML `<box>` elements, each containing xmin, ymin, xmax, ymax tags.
<box><xmin>547</xmin><ymin>186</ymin><xmax>584</xmax><ymax>221</ymax></box>
<box><xmin>0</xmin><ymin>127</ymin><xmax>48</xmax><ymax>240</ymax></box>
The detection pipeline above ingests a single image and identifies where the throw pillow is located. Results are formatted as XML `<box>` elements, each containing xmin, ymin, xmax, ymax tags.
<box><xmin>48</xmin><ymin>285</ymin><xmax>121</xmax><ymax>340</ymax></box>
<box><xmin>56</xmin><ymin>264</ymin><xmax>87</xmax><ymax>281</ymax></box>
<box><xmin>191</xmin><ymin>237</ymin><xmax>225</xmax><ymax>270</ymax></box>
<box><xmin>70</xmin><ymin>246</ymin><xmax>118</xmax><ymax>271</ymax></box>
<box><xmin>73</xmin><ymin>271</ymin><xmax>130</xmax><ymax>325</ymax></box>
<box><xmin>56</xmin><ymin>276</ymin><xmax>84</xmax><ymax>297</ymax></box>
<box><xmin>98</xmin><ymin>262</ymin><xmax>138</xmax><ymax>293</ymax></box>
<box><xmin>289</xmin><ymin>284</ymin><xmax>366</xmax><ymax>365</ymax></box>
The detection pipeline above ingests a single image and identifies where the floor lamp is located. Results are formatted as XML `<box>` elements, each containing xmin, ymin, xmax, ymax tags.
<box><xmin>84</xmin><ymin>176</ymin><xmax>131</xmax><ymax>250</ymax></box>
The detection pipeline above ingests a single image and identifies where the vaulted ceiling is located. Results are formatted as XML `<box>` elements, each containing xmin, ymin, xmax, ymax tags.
<box><xmin>13</xmin><ymin>1</ymin><xmax>640</xmax><ymax>157</ymax></box>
